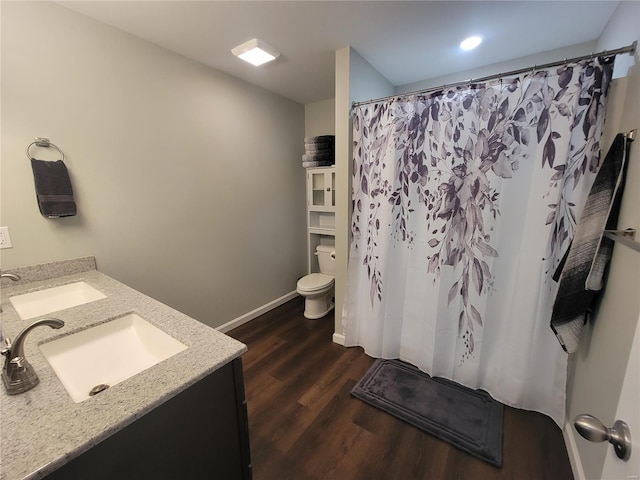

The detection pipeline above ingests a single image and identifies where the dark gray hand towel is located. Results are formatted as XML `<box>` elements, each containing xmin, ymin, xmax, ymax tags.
<box><xmin>30</xmin><ymin>158</ymin><xmax>77</xmax><ymax>217</ymax></box>
<box><xmin>550</xmin><ymin>133</ymin><xmax>630</xmax><ymax>353</ymax></box>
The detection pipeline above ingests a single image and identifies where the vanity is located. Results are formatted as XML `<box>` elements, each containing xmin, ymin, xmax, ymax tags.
<box><xmin>0</xmin><ymin>257</ymin><xmax>251</xmax><ymax>480</ymax></box>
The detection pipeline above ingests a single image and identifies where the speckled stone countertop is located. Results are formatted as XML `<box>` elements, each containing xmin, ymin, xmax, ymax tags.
<box><xmin>0</xmin><ymin>257</ymin><xmax>247</xmax><ymax>480</ymax></box>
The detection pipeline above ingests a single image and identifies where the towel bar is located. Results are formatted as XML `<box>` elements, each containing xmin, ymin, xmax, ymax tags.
<box><xmin>603</xmin><ymin>229</ymin><xmax>640</xmax><ymax>253</ymax></box>
<box><xmin>25</xmin><ymin>137</ymin><xmax>65</xmax><ymax>162</ymax></box>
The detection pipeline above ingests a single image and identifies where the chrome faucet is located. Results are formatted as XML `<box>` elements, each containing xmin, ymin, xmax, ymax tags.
<box><xmin>0</xmin><ymin>272</ymin><xmax>21</xmax><ymax>313</ymax></box>
<box><xmin>1</xmin><ymin>272</ymin><xmax>20</xmax><ymax>282</ymax></box>
<box><xmin>1</xmin><ymin>318</ymin><xmax>64</xmax><ymax>395</ymax></box>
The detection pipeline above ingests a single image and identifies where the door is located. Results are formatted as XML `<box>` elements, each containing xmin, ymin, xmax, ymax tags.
<box><xmin>600</xmin><ymin>314</ymin><xmax>639</xmax><ymax>480</ymax></box>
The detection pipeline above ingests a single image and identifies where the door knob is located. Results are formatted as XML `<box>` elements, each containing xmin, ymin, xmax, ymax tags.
<box><xmin>574</xmin><ymin>414</ymin><xmax>632</xmax><ymax>461</ymax></box>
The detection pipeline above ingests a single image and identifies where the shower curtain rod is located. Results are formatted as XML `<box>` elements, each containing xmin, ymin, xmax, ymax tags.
<box><xmin>352</xmin><ymin>41</ymin><xmax>637</xmax><ymax>108</ymax></box>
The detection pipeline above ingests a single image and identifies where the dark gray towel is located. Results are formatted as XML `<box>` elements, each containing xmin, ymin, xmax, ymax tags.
<box><xmin>30</xmin><ymin>159</ymin><xmax>77</xmax><ymax>217</ymax></box>
<box><xmin>303</xmin><ymin>152</ymin><xmax>334</xmax><ymax>162</ymax></box>
<box><xmin>305</xmin><ymin>143</ymin><xmax>334</xmax><ymax>153</ymax></box>
<box><xmin>304</xmin><ymin>135</ymin><xmax>334</xmax><ymax>143</ymax></box>
<box><xmin>550</xmin><ymin>134</ymin><xmax>630</xmax><ymax>353</ymax></box>
<box><xmin>302</xmin><ymin>160</ymin><xmax>333</xmax><ymax>168</ymax></box>
<box><xmin>304</xmin><ymin>142</ymin><xmax>336</xmax><ymax>150</ymax></box>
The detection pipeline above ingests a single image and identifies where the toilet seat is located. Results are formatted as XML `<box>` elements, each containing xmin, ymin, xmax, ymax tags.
<box><xmin>297</xmin><ymin>273</ymin><xmax>334</xmax><ymax>293</ymax></box>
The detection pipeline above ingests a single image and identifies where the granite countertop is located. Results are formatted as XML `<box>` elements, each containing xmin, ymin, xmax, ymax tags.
<box><xmin>0</xmin><ymin>257</ymin><xmax>247</xmax><ymax>480</ymax></box>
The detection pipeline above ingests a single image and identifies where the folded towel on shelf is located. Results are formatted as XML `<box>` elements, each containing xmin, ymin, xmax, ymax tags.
<box><xmin>303</xmin><ymin>152</ymin><xmax>334</xmax><ymax>162</ymax></box>
<box><xmin>302</xmin><ymin>160</ymin><xmax>334</xmax><ymax>168</ymax></box>
<box><xmin>304</xmin><ymin>143</ymin><xmax>334</xmax><ymax>153</ymax></box>
<box><xmin>305</xmin><ymin>139</ymin><xmax>334</xmax><ymax>146</ymax></box>
<box><xmin>30</xmin><ymin>159</ymin><xmax>77</xmax><ymax>218</ymax></box>
<box><xmin>550</xmin><ymin>133</ymin><xmax>630</xmax><ymax>353</ymax></box>
<box><xmin>304</xmin><ymin>135</ymin><xmax>335</xmax><ymax>144</ymax></box>
<box><xmin>305</xmin><ymin>143</ymin><xmax>334</xmax><ymax>151</ymax></box>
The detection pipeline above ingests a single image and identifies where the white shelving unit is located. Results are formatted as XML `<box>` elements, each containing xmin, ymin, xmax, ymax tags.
<box><xmin>306</xmin><ymin>166</ymin><xmax>335</xmax><ymax>273</ymax></box>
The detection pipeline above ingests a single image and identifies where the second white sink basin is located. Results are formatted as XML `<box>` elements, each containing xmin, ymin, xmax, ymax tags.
<box><xmin>39</xmin><ymin>313</ymin><xmax>188</xmax><ymax>402</ymax></box>
<box><xmin>9</xmin><ymin>281</ymin><xmax>107</xmax><ymax>320</ymax></box>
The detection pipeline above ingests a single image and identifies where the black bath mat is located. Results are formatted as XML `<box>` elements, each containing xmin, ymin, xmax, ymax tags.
<box><xmin>351</xmin><ymin>359</ymin><xmax>503</xmax><ymax>467</ymax></box>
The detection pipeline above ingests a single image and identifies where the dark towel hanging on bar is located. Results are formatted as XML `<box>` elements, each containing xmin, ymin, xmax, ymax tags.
<box><xmin>30</xmin><ymin>158</ymin><xmax>77</xmax><ymax>217</ymax></box>
<box><xmin>550</xmin><ymin>133</ymin><xmax>631</xmax><ymax>353</ymax></box>
<box><xmin>27</xmin><ymin>138</ymin><xmax>77</xmax><ymax>218</ymax></box>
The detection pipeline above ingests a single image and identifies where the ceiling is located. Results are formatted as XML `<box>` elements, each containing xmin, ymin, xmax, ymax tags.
<box><xmin>57</xmin><ymin>1</ymin><xmax>620</xmax><ymax>105</ymax></box>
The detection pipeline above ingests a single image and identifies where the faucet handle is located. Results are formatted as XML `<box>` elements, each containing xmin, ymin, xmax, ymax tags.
<box><xmin>1</xmin><ymin>338</ymin><xmax>11</xmax><ymax>356</ymax></box>
<box><xmin>10</xmin><ymin>357</ymin><xmax>24</xmax><ymax>369</ymax></box>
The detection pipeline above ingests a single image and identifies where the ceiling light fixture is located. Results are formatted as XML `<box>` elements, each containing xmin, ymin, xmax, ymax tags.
<box><xmin>460</xmin><ymin>36</ymin><xmax>483</xmax><ymax>51</ymax></box>
<box><xmin>231</xmin><ymin>38</ymin><xmax>280</xmax><ymax>66</ymax></box>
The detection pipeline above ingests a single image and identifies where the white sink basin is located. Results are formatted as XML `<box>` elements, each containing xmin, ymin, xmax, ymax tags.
<box><xmin>9</xmin><ymin>281</ymin><xmax>107</xmax><ymax>320</ymax></box>
<box><xmin>39</xmin><ymin>313</ymin><xmax>187</xmax><ymax>402</ymax></box>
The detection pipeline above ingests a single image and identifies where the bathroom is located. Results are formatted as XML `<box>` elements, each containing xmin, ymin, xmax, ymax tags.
<box><xmin>1</xmin><ymin>1</ymin><xmax>639</xmax><ymax>479</ymax></box>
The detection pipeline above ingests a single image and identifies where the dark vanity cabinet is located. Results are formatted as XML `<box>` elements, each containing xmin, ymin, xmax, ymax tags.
<box><xmin>45</xmin><ymin>358</ymin><xmax>252</xmax><ymax>480</ymax></box>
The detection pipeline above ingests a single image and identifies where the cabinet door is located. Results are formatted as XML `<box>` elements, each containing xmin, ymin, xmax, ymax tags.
<box><xmin>308</xmin><ymin>169</ymin><xmax>335</xmax><ymax>210</ymax></box>
<box><xmin>44</xmin><ymin>359</ymin><xmax>252</xmax><ymax>480</ymax></box>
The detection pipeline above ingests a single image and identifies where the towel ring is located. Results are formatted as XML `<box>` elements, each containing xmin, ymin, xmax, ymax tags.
<box><xmin>26</xmin><ymin>137</ymin><xmax>65</xmax><ymax>162</ymax></box>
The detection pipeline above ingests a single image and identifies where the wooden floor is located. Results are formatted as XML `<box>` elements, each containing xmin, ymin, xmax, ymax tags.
<box><xmin>228</xmin><ymin>297</ymin><xmax>574</xmax><ymax>480</ymax></box>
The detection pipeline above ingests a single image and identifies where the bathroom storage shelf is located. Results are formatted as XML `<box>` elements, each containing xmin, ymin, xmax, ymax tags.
<box><xmin>306</xmin><ymin>166</ymin><xmax>335</xmax><ymax>273</ymax></box>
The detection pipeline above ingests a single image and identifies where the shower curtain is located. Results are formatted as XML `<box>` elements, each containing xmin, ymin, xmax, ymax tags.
<box><xmin>343</xmin><ymin>57</ymin><xmax>614</xmax><ymax>426</ymax></box>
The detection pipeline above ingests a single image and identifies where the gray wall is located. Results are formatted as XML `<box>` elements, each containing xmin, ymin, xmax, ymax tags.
<box><xmin>0</xmin><ymin>1</ymin><xmax>307</xmax><ymax>329</ymax></box>
<box><xmin>304</xmin><ymin>99</ymin><xmax>335</xmax><ymax>138</ymax></box>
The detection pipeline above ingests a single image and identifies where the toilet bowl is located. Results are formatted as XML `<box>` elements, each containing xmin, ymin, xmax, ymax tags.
<box><xmin>297</xmin><ymin>245</ymin><xmax>335</xmax><ymax>319</ymax></box>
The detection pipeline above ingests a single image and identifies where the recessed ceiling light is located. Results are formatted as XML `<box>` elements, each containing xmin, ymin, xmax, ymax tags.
<box><xmin>231</xmin><ymin>38</ymin><xmax>280</xmax><ymax>66</ymax></box>
<box><xmin>460</xmin><ymin>36</ymin><xmax>483</xmax><ymax>51</ymax></box>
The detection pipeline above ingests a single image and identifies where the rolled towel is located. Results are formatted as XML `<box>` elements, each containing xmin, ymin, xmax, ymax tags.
<box><xmin>30</xmin><ymin>159</ymin><xmax>77</xmax><ymax>217</ymax></box>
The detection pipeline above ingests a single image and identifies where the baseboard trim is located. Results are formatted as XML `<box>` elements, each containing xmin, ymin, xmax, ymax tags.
<box><xmin>563</xmin><ymin>420</ymin><xmax>584</xmax><ymax>480</ymax></box>
<box><xmin>332</xmin><ymin>332</ymin><xmax>346</xmax><ymax>345</ymax></box>
<box><xmin>217</xmin><ymin>291</ymin><xmax>299</xmax><ymax>334</ymax></box>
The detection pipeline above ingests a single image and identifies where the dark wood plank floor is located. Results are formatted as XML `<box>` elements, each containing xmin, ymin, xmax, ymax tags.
<box><xmin>228</xmin><ymin>297</ymin><xmax>573</xmax><ymax>480</ymax></box>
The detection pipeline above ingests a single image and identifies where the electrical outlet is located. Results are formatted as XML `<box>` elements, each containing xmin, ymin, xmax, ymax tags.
<box><xmin>0</xmin><ymin>227</ymin><xmax>13</xmax><ymax>249</ymax></box>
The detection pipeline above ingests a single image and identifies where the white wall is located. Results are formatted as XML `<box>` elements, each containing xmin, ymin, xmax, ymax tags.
<box><xmin>564</xmin><ymin>2</ymin><xmax>640</xmax><ymax>479</ymax></box>
<box><xmin>334</xmin><ymin>47</ymin><xmax>394</xmax><ymax>342</ymax></box>
<box><xmin>0</xmin><ymin>1</ymin><xmax>307</xmax><ymax>329</ymax></box>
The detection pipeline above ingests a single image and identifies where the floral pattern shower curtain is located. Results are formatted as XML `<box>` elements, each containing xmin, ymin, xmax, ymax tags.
<box><xmin>343</xmin><ymin>57</ymin><xmax>614</xmax><ymax>425</ymax></box>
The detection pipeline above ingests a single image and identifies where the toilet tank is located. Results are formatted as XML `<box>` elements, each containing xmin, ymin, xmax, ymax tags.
<box><xmin>315</xmin><ymin>245</ymin><xmax>336</xmax><ymax>276</ymax></box>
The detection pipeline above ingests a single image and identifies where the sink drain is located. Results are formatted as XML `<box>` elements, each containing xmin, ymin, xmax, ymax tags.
<box><xmin>89</xmin><ymin>384</ymin><xmax>110</xmax><ymax>396</ymax></box>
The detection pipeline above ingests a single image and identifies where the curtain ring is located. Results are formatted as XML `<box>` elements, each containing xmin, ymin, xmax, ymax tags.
<box><xmin>25</xmin><ymin>137</ymin><xmax>65</xmax><ymax>162</ymax></box>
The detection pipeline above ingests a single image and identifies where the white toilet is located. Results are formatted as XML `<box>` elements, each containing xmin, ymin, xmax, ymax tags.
<box><xmin>297</xmin><ymin>245</ymin><xmax>336</xmax><ymax>319</ymax></box>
